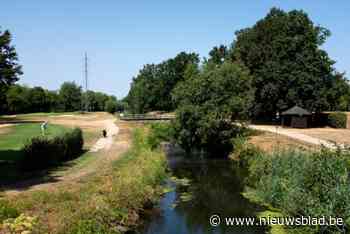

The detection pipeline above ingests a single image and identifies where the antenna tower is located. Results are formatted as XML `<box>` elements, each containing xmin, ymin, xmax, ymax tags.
<box><xmin>84</xmin><ymin>52</ymin><xmax>89</xmax><ymax>112</ymax></box>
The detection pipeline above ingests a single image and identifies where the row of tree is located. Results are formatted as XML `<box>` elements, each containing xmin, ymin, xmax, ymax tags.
<box><xmin>125</xmin><ymin>52</ymin><xmax>199</xmax><ymax>113</ymax></box>
<box><xmin>3</xmin><ymin>82</ymin><xmax>125</xmax><ymax>114</ymax></box>
<box><xmin>0</xmin><ymin>28</ymin><xmax>126</xmax><ymax>115</ymax></box>
<box><xmin>127</xmin><ymin>8</ymin><xmax>350</xmax><ymax>155</ymax></box>
<box><xmin>127</xmin><ymin>8</ymin><xmax>350</xmax><ymax>118</ymax></box>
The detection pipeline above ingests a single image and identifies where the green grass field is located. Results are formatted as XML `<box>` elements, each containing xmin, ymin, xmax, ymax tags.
<box><xmin>0</xmin><ymin>123</ymin><xmax>70</xmax><ymax>184</ymax></box>
<box><xmin>0</xmin><ymin>123</ymin><xmax>69</xmax><ymax>162</ymax></box>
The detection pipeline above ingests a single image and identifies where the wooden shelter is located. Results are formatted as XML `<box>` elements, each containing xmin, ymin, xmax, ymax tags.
<box><xmin>281</xmin><ymin>106</ymin><xmax>311</xmax><ymax>128</ymax></box>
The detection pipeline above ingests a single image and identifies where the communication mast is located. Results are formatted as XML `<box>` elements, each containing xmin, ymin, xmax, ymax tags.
<box><xmin>84</xmin><ymin>52</ymin><xmax>89</xmax><ymax>112</ymax></box>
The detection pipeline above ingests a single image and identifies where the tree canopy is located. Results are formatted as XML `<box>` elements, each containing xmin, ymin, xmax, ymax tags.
<box><xmin>172</xmin><ymin>62</ymin><xmax>254</xmax><ymax>156</ymax></box>
<box><xmin>231</xmin><ymin>8</ymin><xmax>341</xmax><ymax>118</ymax></box>
<box><xmin>0</xmin><ymin>29</ymin><xmax>22</xmax><ymax>113</ymax></box>
<box><xmin>126</xmin><ymin>52</ymin><xmax>199</xmax><ymax>113</ymax></box>
<box><xmin>59</xmin><ymin>82</ymin><xmax>82</xmax><ymax>112</ymax></box>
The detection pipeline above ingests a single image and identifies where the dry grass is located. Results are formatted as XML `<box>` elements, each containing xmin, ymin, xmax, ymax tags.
<box><xmin>296</xmin><ymin>127</ymin><xmax>350</xmax><ymax>145</ymax></box>
<box><xmin>248</xmin><ymin>131</ymin><xmax>317</xmax><ymax>152</ymax></box>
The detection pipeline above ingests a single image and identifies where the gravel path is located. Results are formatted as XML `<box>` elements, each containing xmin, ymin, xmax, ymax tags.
<box><xmin>249</xmin><ymin>125</ymin><xmax>338</xmax><ymax>149</ymax></box>
<box><xmin>89</xmin><ymin>120</ymin><xmax>119</xmax><ymax>152</ymax></box>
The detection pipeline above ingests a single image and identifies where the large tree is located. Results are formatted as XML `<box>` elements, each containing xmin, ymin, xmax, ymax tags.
<box><xmin>172</xmin><ymin>62</ymin><xmax>254</xmax><ymax>156</ymax></box>
<box><xmin>126</xmin><ymin>52</ymin><xmax>199</xmax><ymax>113</ymax></box>
<box><xmin>0</xmin><ymin>29</ymin><xmax>22</xmax><ymax>113</ymax></box>
<box><xmin>59</xmin><ymin>82</ymin><xmax>82</xmax><ymax>112</ymax></box>
<box><xmin>232</xmin><ymin>8</ymin><xmax>337</xmax><ymax>118</ymax></box>
<box><xmin>6</xmin><ymin>85</ymin><xmax>29</xmax><ymax>113</ymax></box>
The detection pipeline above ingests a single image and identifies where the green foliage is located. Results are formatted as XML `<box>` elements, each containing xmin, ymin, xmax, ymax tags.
<box><xmin>59</xmin><ymin>82</ymin><xmax>82</xmax><ymax>112</ymax></box>
<box><xmin>104</xmin><ymin>98</ymin><xmax>117</xmax><ymax>114</ymax></box>
<box><xmin>64</xmin><ymin>127</ymin><xmax>167</xmax><ymax>233</ymax></box>
<box><xmin>172</xmin><ymin>62</ymin><xmax>254</xmax><ymax>156</ymax></box>
<box><xmin>21</xmin><ymin>128</ymin><xmax>84</xmax><ymax>171</ymax></box>
<box><xmin>82</xmin><ymin>90</ymin><xmax>111</xmax><ymax>112</ymax></box>
<box><xmin>0</xmin><ymin>28</ymin><xmax>22</xmax><ymax>114</ymax></box>
<box><xmin>4</xmin><ymin>83</ymin><xmax>118</xmax><ymax>114</ymax></box>
<box><xmin>232</xmin><ymin>8</ymin><xmax>340</xmax><ymax>118</ymax></box>
<box><xmin>207</xmin><ymin>45</ymin><xmax>229</xmax><ymax>65</ymax></box>
<box><xmin>328</xmin><ymin>112</ymin><xmax>347</xmax><ymax>128</ymax></box>
<box><xmin>245</xmin><ymin>148</ymin><xmax>350</xmax><ymax>233</ymax></box>
<box><xmin>0</xmin><ymin>200</ymin><xmax>19</xmax><ymax>222</ymax></box>
<box><xmin>147</xmin><ymin>122</ymin><xmax>175</xmax><ymax>149</ymax></box>
<box><xmin>69</xmin><ymin>219</ymin><xmax>115</xmax><ymax>234</ymax></box>
<box><xmin>126</xmin><ymin>52</ymin><xmax>199</xmax><ymax>113</ymax></box>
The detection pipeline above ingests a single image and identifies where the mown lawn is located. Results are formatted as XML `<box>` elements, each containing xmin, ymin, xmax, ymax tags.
<box><xmin>0</xmin><ymin>123</ymin><xmax>69</xmax><ymax>162</ymax></box>
<box><xmin>0</xmin><ymin>123</ymin><xmax>70</xmax><ymax>185</ymax></box>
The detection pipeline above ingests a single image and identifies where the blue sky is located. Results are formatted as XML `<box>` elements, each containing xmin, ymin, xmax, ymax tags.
<box><xmin>1</xmin><ymin>1</ymin><xmax>349</xmax><ymax>98</ymax></box>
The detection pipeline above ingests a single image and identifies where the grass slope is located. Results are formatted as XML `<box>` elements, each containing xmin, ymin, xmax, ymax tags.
<box><xmin>0</xmin><ymin>123</ymin><xmax>68</xmax><ymax>162</ymax></box>
<box><xmin>1</xmin><ymin>127</ymin><xmax>167</xmax><ymax>234</ymax></box>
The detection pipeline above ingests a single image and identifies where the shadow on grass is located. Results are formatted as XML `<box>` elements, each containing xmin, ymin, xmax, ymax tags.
<box><xmin>0</xmin><ymin>149</ymin><xmax>88</xmax><ymax>192</ymax></box>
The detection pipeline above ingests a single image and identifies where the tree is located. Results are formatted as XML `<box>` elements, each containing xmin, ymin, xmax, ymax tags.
<box><xmin>0</xmin><ymin>29</ymin><xmax>22</xmax><ymax>113</ymax></box>
<box><xmin>172</xmin><ymin>62</ymin><xmax>254</xmax><ymax>156</ymax></box>
<box><xmin>207</xmin><ymin>45</ymin><xmax>229</xmax><ymax>65</ymax></box>
<box><xmin>105</xmin><ymin>98</ymin><xmax>117</xmax><ymax>114</ymax></box>
<box><xmin>126</xmin><ymin>52</ymin><xmax>199</xmax><ymax>113</ymax></box>
<box><xmin>6</xmin><ymin>85</ymin><xmax>29</xmax><ymax>113</ymax></box>
<box><xmin>59</xmin><ymin>82</ymin><xmax>82</xmax><ymax>112</ymax></box>
<box><xmin>28</xmin><ymin>86</ymin><xmax>50</xmax><ymax>112</ymax></box>
<box><xmin>232</xmin><ymin>8</ymin><xmax>337</xmax><ymax>118</ymax></box>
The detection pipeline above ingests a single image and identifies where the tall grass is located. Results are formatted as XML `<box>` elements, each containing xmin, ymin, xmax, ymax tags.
<box><xmin>1</xmin><ymin>126</ymin><xmax>167</xmax><ymax>234</ymax></box>
<box><xmin>241</xmin><ymin>146</ymin><xmax>350</xmax><ymax>234</ymax></box>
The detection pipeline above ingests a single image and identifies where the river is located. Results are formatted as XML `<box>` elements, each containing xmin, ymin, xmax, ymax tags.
<box><xmin>139</xmin><ymin>146</ymin><xmax>267</xmax><ymax>234</ymax></box>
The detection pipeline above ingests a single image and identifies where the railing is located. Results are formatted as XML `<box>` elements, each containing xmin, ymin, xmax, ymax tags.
<box><xmin>119</xmin><ymin>114</ymin><xmax>175</xmax><ymax>121</ymax></box>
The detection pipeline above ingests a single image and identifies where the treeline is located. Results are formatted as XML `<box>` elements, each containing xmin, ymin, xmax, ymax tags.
<box><xmin>127</xmin><ymin>8</ymin><xmax>350</xmax><ymax>117</ymax></box>
<box><xmin>2</xmin><ymin>82</ymin><xmax>126</xmax><ymax>114</ymax></box>
<box><xmin>126</xmin><ymin>52</ymin><xmax>199</xmax><ymax>113</ymax></box>
<box><xmin>127</xmin><ymin>7</ymin><xmax>350</xmax><ymax>155</ymax></box>
<box><xmin>0</xmin><ymin>28</ymin><xmax>126</xmax><ymax>115</ymax></box>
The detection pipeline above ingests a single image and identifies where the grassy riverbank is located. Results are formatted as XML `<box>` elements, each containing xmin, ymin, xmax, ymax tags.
<box><xmin>236</xmin><ymin>141</ymin><xmax>350</xmax><ymax>234</ymax></box>
<box><xmin>0</xmin><ymin>127</ymin><xmax>167</xmax><ymax>234</ymax></box>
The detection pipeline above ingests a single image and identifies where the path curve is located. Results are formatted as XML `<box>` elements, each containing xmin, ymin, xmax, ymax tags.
<box><xmin>249</xmin><ymin>125</ymin><xmax>339</xmax><ymax>149</ymax></box>
<box><xmin>2</xmin><ymin>119</ymin><xmax>129</xmax><ymax>196</ymax></box>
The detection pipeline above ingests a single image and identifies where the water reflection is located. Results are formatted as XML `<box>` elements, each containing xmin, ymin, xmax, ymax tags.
<box><xmin>141</xmin><ymin>149</ymin><xmax>267</xmax><ymax>234</ymax></box>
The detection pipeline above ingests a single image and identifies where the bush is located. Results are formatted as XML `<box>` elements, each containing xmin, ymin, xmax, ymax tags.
<box><xmin>0</xmin><ymin>200</ymin><xmax>19</xmax><ymax>222</ymax></box>
<box><xmin>105</xmin><ymin>99</ymin><xmax>117</xmax><ymax>114</ymax></box>
<box><xmin>328</xmin><ymin>112</ymin><xmax>347</xmax><ymax>128</ymax></box>
<box><xmin>246</xmin><ymin>149</ymin><xmax>350</xmax><ymax>233</ymax></box>
<box><xmin>21</xmin><ymin>128</ymin><xmax>84</xmax><ymax>171</ymax></box>
<box><xmin>147</xmin><ymin>122</ymin><xmax>175</xmax><ymax>149</ymax></box>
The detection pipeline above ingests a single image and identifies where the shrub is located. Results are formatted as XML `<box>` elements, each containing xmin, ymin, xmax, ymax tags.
<box><xmin>246</xmin><ymin>149</ymin><xmax>350</xmax><ymax>233</ymax></box>
<box><xmin>328</xmin><ymin>112</ymin><xmax>347</xmax><ymax>128</ymax></box>
<box><xmin>0</xmin><ymin>200</ymin><xmax>19</xmax><ymax>222</ymax></box>
<box><xmin>21</xmin><ymin>128</ymin><xmax>84</xmax><ymax>171</ymax></box>
<box><xmin>147</xmin><ymin>122</ymin><xmax>175</xmax><ymax>149</ymax></box>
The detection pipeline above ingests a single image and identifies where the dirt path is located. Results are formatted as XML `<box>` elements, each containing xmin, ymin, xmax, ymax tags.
<box><xmin>249</xmin><ymin>125</ymin><xmax>338</xmax><ymax>149</ymax></box>
<box><xmin>2</xmin><ymin>118</ymin><xmax>132</xmax><ymax>196</ymax></box>
<box><xmin>89</xmin><ymin>120</ymin><xmax>119</xmax><ymax>152</ymax></box>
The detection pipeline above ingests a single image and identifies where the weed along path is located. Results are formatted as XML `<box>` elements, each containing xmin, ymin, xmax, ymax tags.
<box><xmin>2</xmin><ymin>115</ymin><xmax>131</xmax><ymax>196</ymax></box>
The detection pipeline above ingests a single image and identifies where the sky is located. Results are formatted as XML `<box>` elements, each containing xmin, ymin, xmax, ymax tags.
<box><xmin>1</xmin><ymin>1</ymin><xmax>349</xmax><ymax>98</ymax></box>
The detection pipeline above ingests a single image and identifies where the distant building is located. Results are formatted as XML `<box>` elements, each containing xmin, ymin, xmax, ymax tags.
<box><xmin>281</xmin><ymin>106</ymin><xmax>311</xmax><ymax>128</ymax></box>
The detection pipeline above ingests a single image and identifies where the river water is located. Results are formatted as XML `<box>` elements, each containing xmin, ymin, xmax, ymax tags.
<box><xmin>139</xmin><ymin>147</ymin><xmax>267</xmax><ymax>234</ymax></box>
